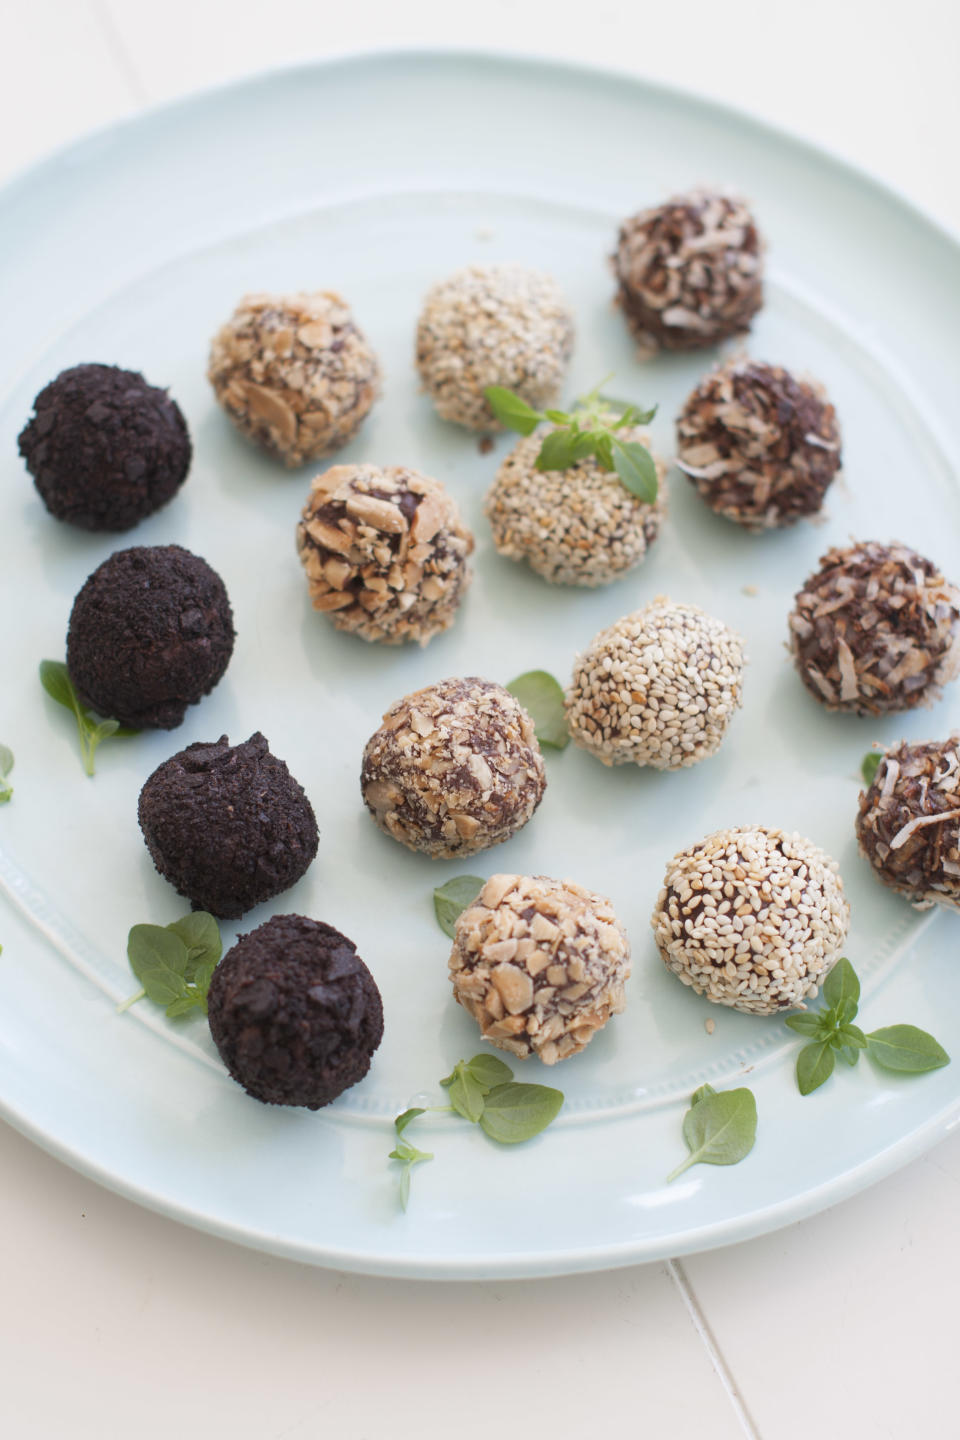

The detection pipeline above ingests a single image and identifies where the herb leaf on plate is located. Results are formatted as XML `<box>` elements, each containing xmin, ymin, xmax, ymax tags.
<box><xmin>433</xmin><ymin>876</ymin><xmax>485</xmax><ymax>938</ymax></box>
<box><xmin>119</xmin><ymin>913</ymin><xmax>222</xmax><ymax>1018</ymax></box>
<box><xmin>865</xmin><ymin>1026</ymin><xmax>950</xmax><ymax>1073</ymax></box>
<box><xmin>478</xmin><ymin>1082</ymin><xmax>564</xmax><ymax>1143</ymax></box>
<box><xmin>0</xmin><ymin>745</ymin><xmax>13</xmax><ymax>804</ymax></box>
<box><xmin>861</xmin><ymin>751</ymin><xmax>882</xmax><ymax>786</ymax></box>
<box><xmin>506</xmin><ymin>671</ymin><xmax>569</xmax><ymax>750</ymax></box>
<box><xmin>666</xmin><ymin>1085</ymin><xmax>757</xmax><ymax>1181</ymax></box>
<box><xmin>38</xmin><ymin>659</ymin><xmax>136</xmax><ymax>776</ymax></box>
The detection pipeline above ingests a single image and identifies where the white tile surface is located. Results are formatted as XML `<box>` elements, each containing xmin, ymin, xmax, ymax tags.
<box><xmin>3</xmin><ymin>3</ymin><xmax>960</xmax><ymax>1436</ymax></box>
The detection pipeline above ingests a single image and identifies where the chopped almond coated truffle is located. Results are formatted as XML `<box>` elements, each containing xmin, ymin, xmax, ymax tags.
<box><xmin>449</xmin><ymin>873</ymin><xmax>630</xmax><ymax>1064</ymax></box>
<box><xmin>296</xmin><ymin>463</ymin><xmax>474</xmax><ymax>645</ymax></box>
<box><xmin>361</xmin><ymin>678</ymin><xmax>546</xmax><ymax>859</ymax></box>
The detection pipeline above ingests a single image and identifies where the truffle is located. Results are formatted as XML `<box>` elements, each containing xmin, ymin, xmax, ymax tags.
<box><xmin>484</xmin><ymin>427</ymin><xmax>667</xmax><ymax>587</ymax></box>
<box><xmin>361</xmin><ymin>678</ymin><xmax>546</xmax><ymax>859</ymax></box>
<box><xmin>66</xmin><ymin>545</ymin><xmax>235</xmax><ymax>730</ymax></box>
<box><xmin>207</xmin><ymin>914</ymin><xmax>383</xmax><ymax>1109</ymax></box>
<box><xmin>788</xmin><ymin>541</ymin><xmax>960</xmax><ymax>714</ymax></box>
<box><xmin>613</xmin><ymin>190</ymin><xmax>763</xmax><ymax>354</ymax></box>
<box><xmin>676</xmin><ymin>358</ymin><xmax>842</xmax><ymax>530</ymax></box>
<box><xmin>18</xmin><ymin>363</ymin><xmax>191</xmax><ymax>532</ymax></box>
<box><xmin>415</xmin><ymin>263</ymin><xmax>574</xmax><ymax>430</ymax></box>
<box><xmin>565</xmin><ymin>598</ymin><xmax>745</xmax><ymax>769</ymax></box>
<box><xmin>449</xmin><ymin>873</ymin><xmax>630</xmax><ymax>1063</ymax></box>
<box><xmin>856</xmin><ymin>738</ymin><xmax>960</xmax><ymax>910</ymax></box>
<box><xmin>652</xmin><ymin>826</ymin><xmax>849</xmax><ymax>1015</ymax></box>
<box><xmin>207</xmin><ymin>291</ymin><xmax>380</xmax><ymax>466</ymax></box>
<box><xmin>296</xmin><ymin>463</ymin><xmax>474</xmax><ymax>645</ymax></box>
<box><xmin>138</xmin><ymin>732</ymin><xmax>318</xmax><ymax>919</ymax></box>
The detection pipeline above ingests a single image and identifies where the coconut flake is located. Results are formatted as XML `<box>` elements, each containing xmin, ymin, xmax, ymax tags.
<box><xmin>889</xmin><ymin>808</ymin><xmax>960</xmax><ymax>852</ymax></box>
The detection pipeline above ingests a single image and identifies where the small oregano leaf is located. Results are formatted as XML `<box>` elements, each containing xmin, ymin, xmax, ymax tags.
<box><xmin>388</xmin><ymin>1140</ymin><xmax>434</xmax><ymax>1211</ymax></box>
<box><xmin>394</xmin><ymin>1108</ymin><xmax>425</xmax><ymax>1136</ymax></box>
<box><xmin>866</xmin><ymin>1026</ymin><xmax>950</xmax><ymax>1074</ymax></box>
<box><xmin>0</xmin><ymin>745</ymin><xmax>13</xmax><ymax>804</ymax></box>
<box><xmin>506</xmin><ymin>670</ymin><xmax>569</xmax><ymax>750</ymax></box>
<box><xmin>433</xmin><ymin>876</ymin><xmax>485</xmax><ymax>939</ymax></box>
<box><xmin>478</xmin><ymin>1083</ymin><xmax>564</xmax><ymax>1144</ymax></box>
<box><xmin>463</xmin><ymin>1054</ymin><xmax>514</xmax><ymax>1089</ymax></box>
<box><xmin>797</xmin><ymin>1041</ymin><xmax>836</xmax><ymax>1096</ymax></box>
<box><xmin>861</xmin><ymin>751</ymin><xmax>882</xmax><ymax>787</ymax></box>
<box><xmin>121</xmin><ymin>913</ymin><xmax>221</xmax><ymax>1018</ymax></box>
<box><xmin>666</xmin><ymin>1087</ymin><xmax>757</xmax><ymax>1182</ymax></box>
<box><xmin>39</xmin><ymin>659</ymin><xmax>135</xmax><ymax>776</ymax></box>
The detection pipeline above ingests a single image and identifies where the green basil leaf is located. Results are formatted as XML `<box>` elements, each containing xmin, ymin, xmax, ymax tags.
<box><xmin>840</xmin><ymin>1024</ymin><xmax>867</xmax><ymax>1049</ymax></box>
<box><xmin>464</xmin><ymin>1054</ymin><xmax>514</xmax><ymax>1089</ymax></box>
<box><xmin>592</xmin><ymin>432</ymin><xmax>614</xmax><ymax>470</ymax></box>
<box><xmin>483</xmin><ymin>386</ymin><xmax>543</xmax><ymax>435</ymax></box>
<box><xmin>611</xmin><ymin>438</ymin><xmax>658</xmax><ymax>503</ymax></box>
<box><xmin>543</xmin><ymin>409</ymin><xmax>571</xmax><ymax>424</ymax></box>
<box><xmin>535</xmin><ymin>428</ymin><xmax>580</xmax><ymax>472</ymax></box>
<box><xmin>866</xmin><ymin>1026</ymin><xmax>950</xmax><ymax>1073</ymax></box>
<box><xmin>836</xmin><ymin>1044</ymin><xmax>861</xmax><ymax>1067</ymax></box>
<box><xmin>690</xmin><ymin>1083</ymin><xmax>718</xmax><ymax>1106</ymax></box>
<box><xmin>446</xmin><ymin>1068</ymin><xmax>487</xmax><ymax>1124</ymax></box>
<box><xmin>167</xmin><ymin>912</ymin><xmax>222</xmax><ymax>976</ymax></box>
<box><xmin>165</xmin><ymin>991</ymin><xmax>206</xmax><ymax>1019</ymax></box>
<box><xmin>38</xmin><ymin>658</ymin><xmax>132</xmax><ymax>776</ymax></box>
<box><xmin>666</xmin><ymin>1087</ymin><xmax>757</xmax><ymax>1181</ymax></box>
<box><xmin>796</xmin><ymin>1041</ymin><xmax>836</xmax><ymax>1095</ymax></box>
<box><xmin>784</xmin><ymin>1013</ymin><xmax>824</xmax><ymax>1038</ymax></box>
<box><xmin>478</xmin><ymin>1083</ymin><xmax>564</xmax><ymax>1144</ymax></box>
<box><xmin>126</xmin><ymin>924</ymin><xmax>191</xmax><ymax>1008</ymax></box>
<box><xmin>394</xmin><ymin>1107</ymin><xmax>425</xmax><ymax>1136</ymax></box>
<box><xmin>822</xmin><ymin>957</ymin><xmax>860</xmax><ymax>1014</ymax></box>
<box><xmin>861</xmin><ymin>751</ymin><xmax>882</xmax><ymax>787</ymax></box>
<box><xmin>433</xmin><ymin>875</ymin><xmax>485</xmax><ymax>939</ymax></box>
<box><xmin>506</xmin><ymin>670</ymin><xmax>569</xmax><ymax>751</ymax></box>
<box><xmin>389</xmin><ymin>1139</ymin><xmax>433</xmax><ymax>1165</ymax></box>
<box><xmin>0</xmin><ymin>744</ymin><xmax>12</xmax><ymax>804</ymax></box>
<box><xmin>39</xmin><ymin>659</ymin><xmax>78</xmax><ymax>712</ymax></box>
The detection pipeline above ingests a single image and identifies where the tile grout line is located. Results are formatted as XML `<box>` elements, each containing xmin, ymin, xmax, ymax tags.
<box><xmin>666</xmin><ymin>1258</ymin><xmax>764</xmax><ymax>1440</ymax></box>
<box><xmin>87</xmin><ymin>0</ymin><xmax>152</xmax><ymax>108</ymax></box>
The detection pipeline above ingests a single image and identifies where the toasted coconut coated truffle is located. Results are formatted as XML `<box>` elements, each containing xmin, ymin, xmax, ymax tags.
<box><xmin>207</xmin><ymin>914</ymin><xmax>383</xmax><ymax>1109</ymax></box>
<box><xmin>207</xmin><ymin>291</ymin><xmax>380</xmax><ymax>466</ymax></box>
<box><xmin>18</xmin><ymin>363</ymin><xmax>191</xmax><ymax>532</ymax></box>
<box><xmin>856</xmin><ymin>738</ymin><xmax>960</xmax><ymax>910</ymax></box>
<box><xmin>565</xmin><ymin>598</ymin><xmax>745</xmax><ymax>769</ymax></box>
<box><xmin>652</xmin><ymin>826</ymin><xmax>849</xmax><ymax>1015</ymax></box>
<box><xmin>613</xmin><ymin>190</ymin><xmax>763</xmax><ymax>354</ymax></box>
<box><xmin>361</xmin><ymin>678</ymin><xmax>546</xmax><ymax>859</ymax></box>
<box><xmin>449</xmin><ymin>873</ymin><xmax>630</xmax><ymax>1063</ymax></box>
<box><xmin>296</xmin><ymin>463</ymin><xmax>474</xmax><ymax>645</ymax></box>
<box><xmin>66</xmin><ymin>545</ymin><xmax>235</xmax><ymax>730</ymax></box>
<box><xmin>138</xmin><ymin>733</ymin><xmax>318</xmax><ymax>919</ymax></box>
<box><xmin>788</xmin><ymin>541</ymin><xmax>960</xmax><ymax>714</ymax></box>
<box><xmin>676</xmin><ymin>358</ymin><xmax>842</xmax><ymax>530</ymax></box>
<box><xmin>484</xmin><ymin>427</ymin><xmax>667</xmax><ymax>587</ymax></box>
<box><xmin>415</xmin><ymin>263</ymin><xmax>574</xmax><ymax>430</ymax></box>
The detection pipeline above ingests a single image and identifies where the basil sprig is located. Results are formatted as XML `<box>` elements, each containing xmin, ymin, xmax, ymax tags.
<box><xmin>506</xmin><ymin>670</ymin><xmax>569</xmax><ymax>750</ymax></box>
<box><xmin>389</xmin><ymin>1054</ymin><xmax>564</xmax><ymax>1210</ymax></box>
<box><xmin>785</xmin><ymin>957</ymin><xmax>949</xmax><ymax>1094</ymax></box>
<box><xmin>484</xmin><ymin>377</ymin><xmax>659</xmax><ymax>503</ymax></box>
<box><xmin>666</xmin><ymin>1082</ymin><xmax>758</xmax><ymax>1182</ymax></box>
<box><xmin>39</xmin><ymin>660</ymin><xmax>137</xmax><ymax>776</ymax></box>
<box><xmin>119</xmin><ymin>912</ymin><xmax>222</xmax><ymax>1018</ymax></box>
<box><xmin>0</xmin><ymin>745</ymin><xmax>13</xmax><ymax>804</ymax></box>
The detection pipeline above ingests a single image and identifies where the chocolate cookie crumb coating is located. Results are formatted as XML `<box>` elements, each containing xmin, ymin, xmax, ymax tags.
<box><xmin>449</xmin><ymin>873</ymin><xmax>630</xmax><ymax>1064</ymax></box>
<box><xmin>652</xmin><ymin>826</ymin><xmax>849</xmax><ymax>1015</ymax></box>
<box><xmin>208</xmin><ymin>914</ymin><xmax>383</xmax><ymax>1109</ymax></box>
<box><xmin>613</xmin><ymin>191</ymin><xmax>763</xmax><ymax>355</ymax></box>
<box><xmin>565</xmin><ymin>598</ymin><xmax>745</xmax><ymax>769</ymax></box>
<box><xmin>484</xmin><ymin>427</ymin><xmax>667</xmax><ymax>587</ymax></box>
<box><xmin>788</xmin><ymin>541</ymin><xmax>960</xmax><ymax>714</ymax></box>
<box><xmin>66</xmin><ymin>545</ymin><xmax>235</xmax><ymax>730</ymax></box>
<box><xmin>361</xmin><ymin>678</ymin><xmax>546</xmax><ymax>859</ymax></box>
<box><xmin>676</xmin><ymin>358</ymin><xmax>841</xmax><ymax>530</ymax></box>
<box><xmin>18</xmin><ymin>363</ymin><xmax>191</xmax><ymax>531</ymax></box>
<box><xmin>296</xmin><ymin>463</ymin><xmax>474</xmax><ymax>645</ymax></box>
<box><xmin>207</xmin><ymin>291</ymin><xmax>380</xmax><ymax>466</ymax></box>
<box><xmin>138</xmin><ymin>733</ymin><xmax>318</xmax><ymax>919</ymax></box>
<box><xmin>415</xmin><ymin>264</ymin><xmax>574</xmax><ymax>430</ymax></box>
<box><xmin>856</xmin><ymin>738</ymin><xmax>960</xmax><ymax>910</ymax></box>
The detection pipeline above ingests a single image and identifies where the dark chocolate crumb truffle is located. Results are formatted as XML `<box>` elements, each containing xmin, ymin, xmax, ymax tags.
<box><xmin>18</xmin><ymin>363</ymin><xmax>191</xmax><ymax>531</ymax></box>
<box><xmin>676</xmin><ymin>358</ymin><xmax>842</xmax><ymax>530</ymax></box>
<box><xmin>856</xmin><ymin>738</ymin><xmax>960</xmax><ymax>910</ymax></box>
<box><xmin>66</xmin><ymin>544</ymin><xmax>235</xmax><ymax>730</ymax></box>
<box><xmin>613</xmin><ymin>190</ymin><xmax>763</xmax><ymax>355</ymax></box>
<box><xmin>138</xmin><ymin>733</ymin><xmax>318</xmax><ymax>919</ymax></box>
<box><xmin>207</xmin><ymin>914</ymin><xmax>383</xmax><ymax>1109</ymax></box>
<box><xmin>788</xmin><ymin>541</ymin><xmax>960</xmax><ymax>714</ymax></box>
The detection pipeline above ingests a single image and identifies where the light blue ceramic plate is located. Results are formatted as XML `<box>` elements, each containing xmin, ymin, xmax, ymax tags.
<box><xmin>1</xmin><ymin>51</ymin><xmax>959</xmax><ymax>1278</ymax></box>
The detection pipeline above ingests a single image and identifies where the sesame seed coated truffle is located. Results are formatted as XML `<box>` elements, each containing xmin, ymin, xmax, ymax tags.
<box><xmin>361</xmin><ymin>678</ymin><xmax>546</xmax><ymax>859</ymax></box>
<box><xmin>18</xmin><ymin>363</ymin><xmax>191</xmax><ymax>532</ymax></box>
<box><xmin>652</xmin><ymin>826</ymin><xmax>849</xmax><ymax>1015</ymax></box>
<box><xmin>207</xmin><ymin>291</ymin><xmax>380</xmax><ymax>466</ymax></box>
<box><xmin>565</xmin><ymin>598</ymin><xmax>745</xmax><ymax>769</ymax></box>
<box><xmin>484</xmin><ymin>427</ymin><xmax>667</xmax><ymax>587</ymax></box>
<box><xmin>296</xmin><ymin>463</ymin><xmax>474</xmax><ymax>645</ymax></box>
<box><xmin>449</xmin><ymin>873</ymin><xmax>630</xmax><ymax>1064</ymax></box>
<box><xmin>676</xmin><ymin>358</ymin><xmax>842</xmax><ymax>531</ymax></box>
<box><xmin>66</xmin><ymin>545</ymin><xmax>235</xmax><ymax>730</ymax></box>
<box><xmin>856</xmin><ymin>738</ymin><xmax>960</xmax><ymax>910</ymax></box>
<box><xmin>788</xmin><ymin>541</ymin><xmax>960</xmax><ymax>714</ymax></box>
<box><xmin>415</xmin><ymin>263</ymin><xmax>574</xmax><ymax>430</ymax></box>
<box><xmin>613</xmin><ymin>190</ymin><xmax>764</xmax><ymax>355</ymax></box>
<box><xmin>207</xmin><ymin>914</ymin><xmax>383</xmax><ymax>1109</ymax></box>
